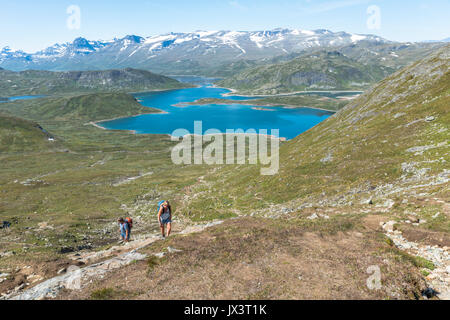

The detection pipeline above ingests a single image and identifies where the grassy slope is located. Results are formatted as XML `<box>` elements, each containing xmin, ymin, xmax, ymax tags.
<box><xmin>0</xmin><ymin>68</ymin><xmax>191</xmax><ymax>97</ymax></box>
<box><xmin>0</xmin><ymin>46</ymin><xmax>448</xmax><ymax>300</ymax></box>
<box><xmin>0</xmin><ymin>91</ymin><xmax>214</xmax><ymax>282</ymax></box>
<box><xmin>182</xmin><ymin>45</ymin><xmax>450</xmax><ymax>222</ymax></box>
<box><xmin>0</xmin><ymin>114</ymin><xmax>61</xmax><ymax>153</ymax></box>
<box><xmin>0</xmin><ymin>93</ymin><xmax>160</xmax><ymax>122</ymax></box>
<box><xmin>217</xmin><ymin>50</ymin><xmax>394</xmax><ymax>94</ymax></box>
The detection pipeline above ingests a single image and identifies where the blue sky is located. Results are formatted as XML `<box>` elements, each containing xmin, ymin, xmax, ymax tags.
<box><xmin>1</xmin><ymin>0</ymin><xmax>449</xmax><ymax>52</ymax></box>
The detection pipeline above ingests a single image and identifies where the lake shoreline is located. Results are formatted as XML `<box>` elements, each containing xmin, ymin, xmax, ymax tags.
<box><xmin>214</xmin><ymin>86</ymin><xmax>364</xmax><ymax>98</ymax></box>
<box><xmin>93</xmin><ymin>81</ymin><xmax>337</xmax><ymax>140</ymax></box>
<box><xmin>88</xmin><ymin>108</ymin><xmax>168</xmax><ymax>133</ymax></box>
<box><xmin>91</xmin><ymin>119</ymin><xmax>288</xmax><ymax>141</ymax></box>
<box><xmin>174</xmin><ymin>98</ymin><xmax>338</xmax><ymax>113</ymax></box>
<box><xmin>208</xmin><ymin>84</ymin><xmax>361</xmax><ymax>112</ymax></box>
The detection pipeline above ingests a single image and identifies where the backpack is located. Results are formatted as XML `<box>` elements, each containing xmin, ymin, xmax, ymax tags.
<box><xmin>125</xmin><ymin>217</ymin><xmax>133</xmax><ymax>230</ymax></box>
<box><xmin>157</xmin><ymin>200</ymin><xmax>166</xmax><ymax>214</ymax></box>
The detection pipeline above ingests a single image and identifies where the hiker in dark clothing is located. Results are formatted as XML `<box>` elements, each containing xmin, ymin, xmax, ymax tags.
<box><xmin>118</xmin><ymin>218</ymin><xmax>130</xmax><ymax>242</ymax></box>
<box><xmin>1</xmin><ymin>221</ymin><xmax>11</xmax><ymax>229</ymax></box>
<box><xmin>158</xmin><ymin>201</ymin><xmax>172</xmax><ymax>238</ymax></box>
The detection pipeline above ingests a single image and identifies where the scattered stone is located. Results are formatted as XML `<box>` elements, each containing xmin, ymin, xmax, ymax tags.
<box><xmin>377</xmin><ymin>199</ymin><xmax>395</xmax><ymax>209</ymax></box>
<box><xmin>382</xmin><ymin>221</ymin><xmax>396</xmax><ymax>233</ymax></box>
<box><xmin>320</xmin><ymin>152</ymin><xmax>333</xmax><ymax>164</ymax></box>
<box><xmin>14</xmin><ymin>284</ymin><xmax>25</xmax><ymax>292</ymax></box>
<box><xmin>406</xmin><ymin>142</ymin><xmax>447</xmax><ymax>155</ymax></box>
<box><xmin>307</xmin><ymin>213</ymin><xmax>319</xmax><ymax>220</ymax></box>
<box><xmin>383</xmin><ymin>221</ymin><xmax>449</xmax><ymax>300</ymax></box>
<box><xmin>425</xmin><ymin>116</ymin><xmax>436</xmax><ymax>122</ymax></box>
<box><xmin>37</xmin><ymin>222</ymin><xmax>54</xmax><ymax>230</ymax></box>
<box><xmin>167</xmin><ymin>247</ymin><xmax>182</xmax><ymax>253</ymax></box>
<box><xmin>0</xmin><ymin>251</ymin><xmax>14</xmax><ymax>258</ymax></box>
<box><xmin>154</xmin><ymin>252</ymin><xmax>165</xmax><ymax>258</ymax></box>
<box><xmin>26</xmin><ymin>274</ymin><xmax>43</xmax><ymax>284</ymax></box>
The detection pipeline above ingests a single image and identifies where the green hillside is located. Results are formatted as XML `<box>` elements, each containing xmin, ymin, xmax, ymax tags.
<box><xmin>0</xmin><ymin>68</ymin><xmax>191</xmax><ymax>97</ymax></box>
<box><xmin>184</xmin><ymin>45</ymin><xmax>450</xmax><ymax>220</ymax></box>
<box><xmin>0</xmin><ymin>114</ymin><xmax>60</xmax><ymax>153</ymax></box>
<box><xmin>217</xmin><ymin>50</ymin><xmax>395</xmax><ymax>94</ymax></box>
<box><xmin>1</xmin><ymin>93</ymin><xmax>159</xmax><ymax>122</ymax></box>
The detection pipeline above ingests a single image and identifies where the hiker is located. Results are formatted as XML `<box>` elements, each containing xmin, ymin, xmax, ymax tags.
<box><xmin>1</xmin><ymin>221</ymin><xmax>11</xmax><ymax>229</ymax></box>
<box><xmin>118</xmin><ymin>217</ymin><xmax>131</xmax><ymax>242</ymax></box>
<box><xmin>158</xmin><ymin>201</ymin><xmax>172</xmax><ymax>238</ymax></box>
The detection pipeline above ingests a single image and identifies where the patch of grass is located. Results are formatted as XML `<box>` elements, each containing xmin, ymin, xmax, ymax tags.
<box><xmin>414</xmin><ymin>256</ymin><xmax>435</xmax><ymax>270</ymax></box>
<box><xmin>287</xmin><ymin>213</ymin><xmax>360</xmax><ymax>235</ymax></box>
<box><xmin>147</xmin><ymin>256</ymin><xmax>160</xmax><ymax>274</ymax></box>
<box><xmin>384</xmin><ymin>237</ymin><xmax>395</xmax><ymax>247</ymax></box>
<box><xmin>421</xmin><ymin>269</ymin><xmax>430</xmax><ymax>277</ymax></box>
<box><xmin>386</xmin><ymin>247</ymin><xmax>435</xmax><ymax>270</ymax></box>
<box><xmin>90</xmin><ymin>288</ymin><xmax>116</xmax><ymax>300</ymax></box>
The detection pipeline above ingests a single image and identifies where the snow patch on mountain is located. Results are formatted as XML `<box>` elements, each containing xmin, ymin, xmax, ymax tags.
<box><xmin>351</xmin><ymin>34</ymin><xmax>367</xmax><ymax>43</ymax></box>
<box><xmin>0</xmin><ymin>29</ymin><xmax>391</xmax><ymax>71</ymax></box>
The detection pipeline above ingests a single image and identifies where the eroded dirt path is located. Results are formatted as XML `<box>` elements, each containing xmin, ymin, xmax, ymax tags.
<box><xmin>55</xmin><ymin>217</ymin><xmax>428</xmax><ymax>300</ymax></box>
<box><xmin>2</xmin><ymin>221</ymin><xmax>223</xmax><ymax>300</ymax></box>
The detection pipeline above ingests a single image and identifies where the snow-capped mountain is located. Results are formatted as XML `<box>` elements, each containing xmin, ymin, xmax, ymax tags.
<box><xmin>0</xmin><ymin>28</ymin><xmax>389</xmax><ymax>74</ymax></box>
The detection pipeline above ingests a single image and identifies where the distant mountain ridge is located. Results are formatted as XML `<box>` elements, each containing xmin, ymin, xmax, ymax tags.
<box><xmin>216</xmin><ymin>40</ymin><xmax>446</xmax><ymax>93</ymax></box>
<box><xmin>0</xmin><ymin>29</ymin><xmax>389</xmax><ymax>74</ymax></box>
<box><xmin>217</xmin><ymin>50</ymin><xmax>395</xmax><ymax>94</ymax></box>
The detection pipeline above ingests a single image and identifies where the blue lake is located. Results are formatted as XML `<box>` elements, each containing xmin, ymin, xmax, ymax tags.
<box><xmin>99</xmin><ymin>78</ymin><xmax>354</xmax><ymax>140</ymax></box>
<box><xmin>0</xmin><ymin>95</ymin><xmax>46</xmax><ymax>103</ymax></box>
